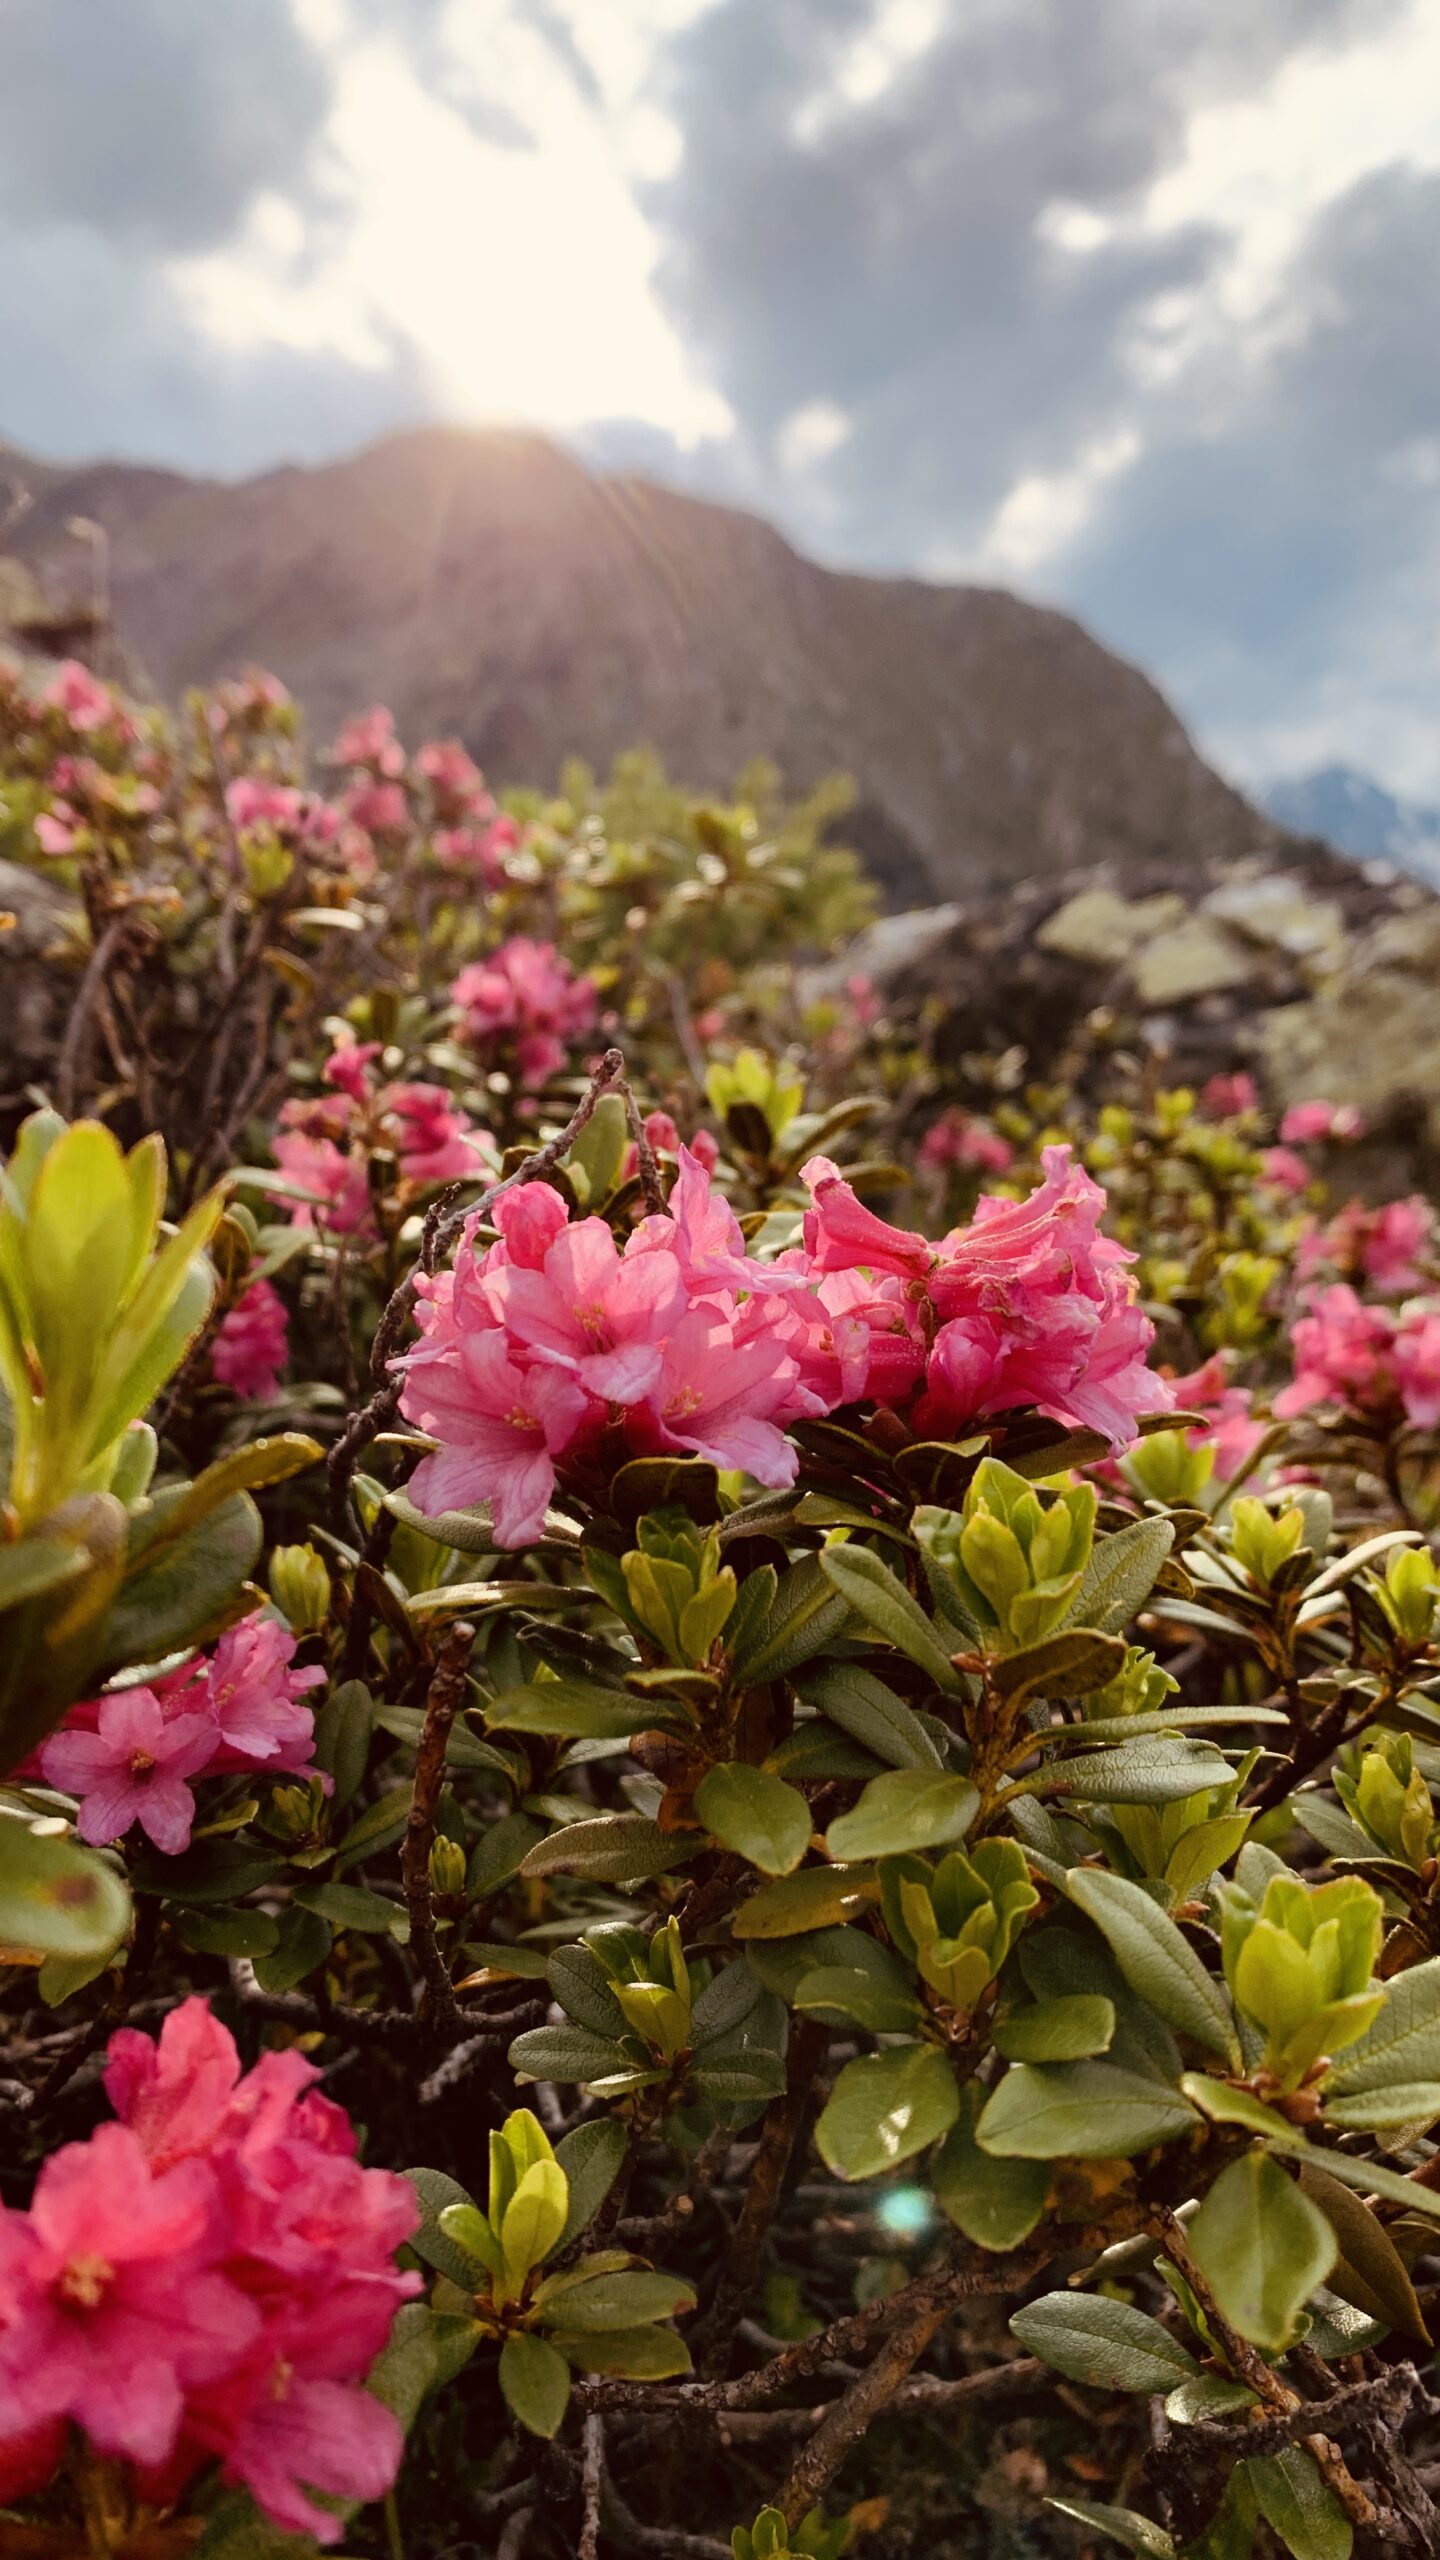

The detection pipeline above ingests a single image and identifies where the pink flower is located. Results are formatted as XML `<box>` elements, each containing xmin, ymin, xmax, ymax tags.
<box><xmin>382</xmin><ymin>1080</ymin><xmax>487</xmax><ymax>1186</ymax></box>
<box><xmin>1199</xmin><ymin>1072</ymin><xmax>1259</xmax><ymax>1119</ymax></box>
<box><xmin>204</xmin><ymin>1615</ymin><xmax>326</xmax><ymax>1779</ymax></box>
<box><xmin>403</xmin><ymin>1330</ymin><xmax>595</xmax><ymax>1545</ymax></box>
<box><xmin>329</xmin><ymin>706</ymin><xmax>405</xmax><ymax>775</ymax></box>
<box><xmin>632</xmin><ymin>1147</ymin><xmax>805</xmax><ymax>1305</ymax></box>
<box><xmin>271</xmin><ymin>1129</ymin><xmax>372</xmax><ymax>1234</ymax></box>
<box><xmin>1260</xmin><ymin>1146</ymin><xmax>1311</xmax><ymax>1195</ymax></box>
<box><xmin>1168</xmin><ymin>1353</ymin><xmax>1267</xmax><ymax>1479</ymax></box>
<box><xmin>488</xmin><ymin>1218</ymin><xmax>688</xmax><ymax>1403</ymax></box>
<box><xmin>918</xmin><ymin>1110</ymin><xmax>1015</xmax><ymax>1174</ymax></box>
<box><xmin>324</xmin><ymin>1037</ymin><xmax>382</xmax><ymax>1105</ymax></box>
<box><xmin>105</xmin><ymin>1998</ymin><xmax>244</xmax><ymax>2174</ymax></box>
<box><xmin>1275</xmin><ymin>1285</ymin><xmax>1399</xmax><ymax>1420</ymax></box>
<box><xmin>43</xmin><ymin>659</ymin><xmax>115</xmax><ymax>733</ymax></box>
<box><xmin>343</xmin><ymin>779</ymin><xmax>408</xmax><ymax>834</ymax></box>
<box><xmin>34</xmin><ymin>804</ymin><xmax>81</xmax><ymax>855</ymax></box>
<box><xmin>802</xmin><ymin>1156</ymin><xmax>936</xmax><ymax>1282</ymax></box>
<box><xmin>226</xmin><ymin>777</ymin><xmax>305</xmax><ymax>835</ymax></box>
<box><xmin>1280</xmin><ymin>1099</ymin><xmax>1364</xmax><ymax>1144</ymax></box>
<box><xmin>629</xmin><ymin>1304</ymin><xmax>802</xmax><ymax>1482</ymax></box>
<box><xmin>0</xmin><ymin>2124</ymin><xmax>259</xmax><ymax>2469</ymax></box>
<box><xmin>40</xmin><ymin>1686</ymin><xmax>219</xmax><ymax>1854</ymax></box>
<box><xmin>451</xmin><ymin>937</ymin><xmax>598</xmax><ymax>1088</ymax></box>
<box><xmin>1304</xmin><ymin>1196</ymin><xmax>1433</xmax><ymax>1294</ymax></box>
<box><xmin>211</xmin><ymin>1279</ymin><xmax>288</xmax><ymax>1402</ymax></box>
<box><xmin>415</xmin><ymin>738</ymin><xmax>488</xmax><ymax>804</ymax></box>
<box><xmin>1395</xmin><ymin>1308</ymin><xmax>1440</xmax><ymax>1430</ymax></box>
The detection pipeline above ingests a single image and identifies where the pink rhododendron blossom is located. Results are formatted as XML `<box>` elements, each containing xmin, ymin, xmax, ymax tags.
<box><xmin>40</xmin><ymin>1685</ymin><xmax>219</xmax><ymax>1853</ymax></box>
<box><xmin>204</xmin><ymin>1615</ymin><xmax>326</xmax><ymax>1779</ymax></box>
<box><xmin>1272</xmin><ymin>1284</ymin><xmax>1440</xmax><ymax>1425</ymax></box>
<box><xmin>403</xmin><ymin>1326</ymin><xmax>596</xmax><ymax>1546</ymax></box>
<box><xmin>432</xmin><ymin>818</ymin><xmax>517</xmax><ymax>881</ymax></box>
<box><xmin>1168</xmin><ymin>1353</ymin><xmax>1267</xmax><ymax>1479</ymax></box>
<box><xmin>1200</xmin><ymin>1072</ymin><xmax>1259</xmax><ymax>1119</ymax></box>
<box><xmin>918</xmin><ymin>1110</ymin><xmax>1014</xmax><ymax>1174</ymax></box>
<box><xmin>43</xmin><ymin>659</ymin><xmax>116</xmax><ymax>733</ymax></box>
<box><xmin>329</xmin><ymin>706</ymin><xmax>405</xmax><ymax>775</ymax></box>
<box><xmin>802</xmin><ymin>1156</ymin><xmax>936</xmax><ymax>1281</ymax></box>
<box><xmin>272</xmin><ymin>1126</ymin><xmax>373</xmax><ymax>1234</ymax></box>
<box><xmin>1260</xmin><ymin>1145</ymin><xmax>1312</xmax><ymax>1194</ymax></box>
<box><xmin>414</xmin><ymin>737</ymin><xmax>486</xmax><ymax>801</ymax></box>
<box><xmin>450</xmin><ymin>937</ymin><xmax>598</xmax><ymax>1087</ymax></box>
<box><xmin>211</xmin><ymin>1279</ymin><xmax>288</xmax><ymax>1402</ymax></box>
<box><xmin>342</xmin><ymin>779</ymin><xmax>408</xmax><ymax>835</ymax></box>
<box><xmin>1300</xmin><ymin>1196</ymin><xmax>1433</xmax><ymax>1295</ymax></box>
<box><xmin>382</xmin><ymin>1081</ymin><xmax>486</xmax><ymax>1184</ymax></box>
<box><xmin>0</xmin><ymin>2001</ymin><xmax>419</xmax><ymax>2540</ymax></box>
<box><xmin>34</xmin><ymin>805</ymin><xmax>80</xmax><ymax>855</ymax></box>
<box><xmin>1280</xmin><ymin>1099</ymin><xmax>1364</xmax><ymax>1144</ymax></box>
<box><xmin>488</xmin><ymin>1217</ymin><xmax>689</xmax><ymax>1403</ymax></box>
<box><xmin>1395</xmin><ymin>1311</ymin><xmax>1440</xmax><ymax>1430</ymax></box>
<box><xmin>0</xmin><ymin>2125</ymin><xmax>259</xmax><ymax>2469</ymax></box>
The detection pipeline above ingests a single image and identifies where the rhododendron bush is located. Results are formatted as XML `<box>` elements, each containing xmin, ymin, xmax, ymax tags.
<box><xmin>7</xmin><ymin>667</ymin><xmax>1440</xmax><ymax>2560</ymax></box>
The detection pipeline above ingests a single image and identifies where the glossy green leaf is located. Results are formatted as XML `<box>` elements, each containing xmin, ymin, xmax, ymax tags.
<box><xmin>817</xmin><ymin>1544</ymin><xmax>962</xmax><ymax>1692</ymax></box>
<box><xmin>0</xmin><ymin>1816</ymin><xmax>129</xmax><ymax>1961</ymax></box>
<box><xmin>992</xmin><ymin>1993</ymin><xmax>1116</xmax><ymax>2064</ymax></box>
<box><xmin>519</xmin><ymin>1814</ymin><xmax>695</xmax><ymax>1882</ymax></box>
<box><xmin>824</xmin><ymin>1769</ymin><xmax>977</xmax><ymax>1861</ymax></box>
<box><xmin>1187</xmin><ymin>2153</ymin><xmax>1336</xmax><ymax>2352</ymax></box>
<box><xmin>932</xmin><ymin>2085</ymin><xmax>1050</xmax><ymax>2250</ymax></box>
<box><xmin>1245</xmin><ymin>2449</ymin><xmax>1352</xmax><ymax>2560</ymax></box>
<box><xmin>814</xmin><ymin>2042</ymin><xmax>959</xmax><ymax>2180</ymax></box>
<box><xmin>796</xmin><ymin>1663</ymin><xmax>944</xmax><ymax>1771</ymax></box>
<box><xmin>1010</xmin><ymin>2291</ymin><xmax>1197</xmax><ymax>2392</ymax></box>
<box><xmin>695</xmin><ymin>1762</ymin><xmax>813</xmax><ymax>1875</ymax></box>
<box><xmin>499</xmin><ymin>2332</ymin><xmax>571</xmax><ymax>2439</ymax></box>
<box><xmin>977</xmin><ymin>2058</ymin><xmax>1196</xmax><ymax>2159</ymax></box>
<box><xmin>1067</xmin><ymin>1869</ymin><xmax>1240</xmax><ymax>2065</ymax></box>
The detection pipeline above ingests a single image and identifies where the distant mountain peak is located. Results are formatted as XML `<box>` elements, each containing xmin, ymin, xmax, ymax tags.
<box><xmin>2</xmin><ymin>425</ymin><xmax>1282</xmax><ymax>908</ymax></box>
<box><xmin>1261</xmin><ymin>764</ymin><xmax>1440</xmax><ymax>887</ymax></box>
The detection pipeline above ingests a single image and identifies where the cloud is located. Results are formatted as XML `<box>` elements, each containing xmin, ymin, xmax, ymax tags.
<box><xmin>0</xmin><ymin>0</ymin><xmax>335</xmax><ymax>251</ymax></box>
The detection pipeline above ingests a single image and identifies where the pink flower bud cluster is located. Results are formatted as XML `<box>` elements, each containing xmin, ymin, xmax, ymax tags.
<box><xmin>211</xmin><ymin>1277</ymin><xmax>289</xmax><ymax>1402</ymax></box>
<box><xmin>1199</xmin><ymin>1071</ymin><xmax>1260</xmax><ymax>1120</ymax></box>
<box><xmin>398</xmin><ymin>1142</ymin><xmax>1168</xmax><ymax>1547</ymax></box>
<box><xmin>917</xmin><ymin>1108</ymin><xmax>1015</xmax><ymax>1175</ymax></box>
<box><xmin>1298</xmin><ymin>1196</ymin><xmax>1434</xmax><ymax>1296</ymax></box>
<box><xmin>450</xmin><ymin>936</ymin><xmax>599</xmax><ymax>1087</ymax></box>
<box><xmin>1275</xmin><ymin>1283</ymin><xmax>1440</xmax><ymax>1430</ymax></box>
<box><xmin>35</xmin><ymin>1616</ymin><xmax>325</xmax><ymax>1855</ymax></box>
<box><xmin>270</xmin><ymin>1039</ymin><xmax>492</xmax><ymax>1233</ymax></box>
<box><xmin>0</xmin><ymin>1999</ymin><xmax>419</xmax><ymax>2540</ymax></box>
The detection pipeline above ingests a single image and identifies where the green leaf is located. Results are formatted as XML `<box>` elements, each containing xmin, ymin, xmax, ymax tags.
<box><xmin>468</xmin><ymin>1810</ymin><xmax>546</xmax><ymax>1900</ymax></box>
<box><xmin>814</xmin><ymin>2042</ymin><xmax>960</xmax><ymax>2180</ymax></box>
<box><xmin>173</xmin><ymin>1903</ymin><xmax>280</xmax><ymax>1960</ymax></box>
<box><xmin>1021</xmin><ymin>1738</ymin><xmax>1233</xmax><ymax>1806</ymax></box>
<box><xmin>292</xmin><ymin>1877</ymin><xmax>405</xmax><ymax>1935</ymax></box>
<box><xmin>310</xmin><ymin>1677</ymin><xmax>374</xmax><ymax>1810</ymax></box>
<box><xmin>1187</xmin><ymin>2154</ymin><xmax>1337</xmax><ymax>2352</ymax></box>
<box><xmin>817</xmin><ymin>1544</ymin><xmax>962</xmax><ymax>1692</ymax></box>
<box><xmin>549</xmin><ymin>2323</ymin><xmax>692</xmax><ymax>2378</ymax></box>
<box><xmin>0</xmin><ymin>1817</ymin><xmax>129</xmax><ymax>1961</ymax></box>
<box><xmin>729</xmin><ymin>1554</ymin><xmax>854</xmax><ymax>1686</ymax></box>
<box><xmin>1063</xmin><ymin>1516</ymin><xmax>1175</xmax><ymax>1634</ymax></box>
<box><xmin>1274</xmin><ymin>2140</ymin><xmax>1440</xmax><ymax>2227</ymax></box>
<box><xmin>695</xmin><ymin>1763</ymin><xmax>814</xmax><ymax>1875</ymax></box>
<box><xmin>1245</xmin><ymin>2449</ymin><xmax>1353</xmax><ymax>2560</ymax></box>
<box><xmin>993</xmin><ymin>1994</ymin><xmax>1116</xmax><ymax>2064</ymax></box>
<box><xmin>796</xmin><ymin>1663</ymin><xmax>944</xmax><ymax>1771</ymax></box>
<box><xmin>485</xmin><ymin>1678</ymin><xmax>643</xmax><ymax>1740</ymax></box>
<box><xmin>1009</xmin><ymin>2291</ymin><xmax>1197</xmax><ymax>2392</ymax></box>
<box><xmin>1046</xmin><ymin>2501</ymin><xmax>1175</xmax><ymax>2559</ymax></box>
<box><xmin>1322</xmin><ymin>2083</ymin><xmax>1440</xmax><ymax>2129</ymax></box>
<box><xmin>732</xmin><ymin>1863</ymin><xmax>879</xmax><ymax>1938</ymax></box>
<box><xmin>555</xmin><ymin>2118</ymin><xmax>628</xmax><ymax>2250</ymax></box>
<box><xmin>99</xmin><ymin>1487</ymin><xmax>262</xmax><ymax>1670</ymax></box>
<box><xmin>793</xmin><ymin>1962</ymin><xmax>923</xmax><ymax>2035</ymax></box>
<box><xmin>404</xmin><ymin>2167</ymin><xmax>494</xmax><ymax>2288</ymax></box>
<box><xmin>541</xmin><ymin>2269</ymin><xmax>696</xmax><ymax>2331</ymax></box>
<box><xmin>1293</xmin><ymin>2160</ymin><xmax>1429</xmax><ymax>2343</ymax></box>
<box><xmin>1067</xmin><ymin>1870</ymin><xmax>1240</xmax><ymax>2066</ymax></box>
<box><xmin>824</xmin><ymin>1769</ymin><xmax>978</xmax><ymax>1861</ymax></box>
<box><xmin>508</xmin><ymin>2023</ymin><xmax>631</xmax><ymax>2084</ymax></box>
<box><xmin>156</xmin><ymin>1433</ymin><xmax>322</xmax><ymax>1537</ymax></box>
<box><xmin>502</xmin><ymin>2158</ymin><xmax>569</xmax><ymax>2283</ymax></box>
<box><xmin>251</xmin><ymin>1901</ymin><xmax>332</xmax><ymax>1992</ymax></box>
<box><xmin>1326</xmin><ymin>1954</ymin><xmax>1440</xmax><ymax>2096</ymax></box>
<box><xmin>1179</xmin><ymin>2074</ymin><xmax>1297</xmax><ymax>2140</ymax></box>
<box><xmin>977</xmin><ymin>2058</ymin><xmax>1197</xmax><ymax>2159</ymax></box>
<box><xmin>932</xmin><ymin>2085</ymin><xmax>1050</xmax><ymax>2250</ymax></box>
<box><xmin>519</xmin><ymin>1814</ymin><xmax>695</xmax><ymax>1883</ymax></box>
<box><xmin>0</xmin><ymin>1534</ymin><xmax>88</xmax><ymax>1614</ymax></box>
<box><xmin>1164</xmin><ymin>2376</ymin><xmax>1258</xmax><ymax>2424</ymax></box>
<box><xmin>499</xmin><ymin>2331</ymin><xmax>572</xmax><ymax>2439</ymax></box>
<box><xmin>993</xmin><ymin>1634</ymin><xmax>1127</xmax><ymax>1708</ymax></box>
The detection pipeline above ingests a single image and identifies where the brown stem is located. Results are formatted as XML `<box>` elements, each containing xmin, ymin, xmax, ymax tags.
<box><xmin>578</xmin><ymin>2415</ymin><xmax>603</xmax><ymax>2560</ymax></box>
<box><xmin>618</xmin><ymin>1072</ymin><xmax>666</xmax><ymax>1214</ymax></box>
<box><xmin>56</xmin><ymin>912</ymin><xmax>129</xmax><ymax>1117</ymax></box>
<box><xmin>401</xmin><ymin>1620</ymin><xmax>476</xmax><ymax>2030</ymax></box>
<box><xmin>696</xmin><ymin>2016</ymin><xmax>828</xmax><ymax>2374</ymax></box>
<box><xmin>1153</xmin><ymin>2207</ymin><xmax>1376</xmax><ymax>2534</ymax></box>
<box><xmin>775</xmin><ymin>2290</ymin><xmax>952</xmax><ymax>2527</ymax></box>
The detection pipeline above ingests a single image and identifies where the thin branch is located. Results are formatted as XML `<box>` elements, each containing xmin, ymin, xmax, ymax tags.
<box><xmin>56</xmin><ymin>912</ymin><xmax>130</xmax><ymax>1117</ymax></box>
<box><xmin>401</xmin><ymin>1621</ymin><xmax>476</xmax><ymax>2030</ymax></box>
<box><xmin>695</xmin><ymin>2016</ymin><xmax>827</xmax><ymax>2374</ymax></box>
<box><xmin>775</xmin><ymin>2286</ymin><xmax>952</xmax><ymax>2527</ymax></box>
<box><xmin>578</xmin><ymin>2416</ymin><xmax>603</xmax><ymax>2560</ymax></box>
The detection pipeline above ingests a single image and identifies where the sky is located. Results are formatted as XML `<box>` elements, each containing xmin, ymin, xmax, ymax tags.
<box><xmin>2</xmin><ymin>0</ymin><xmax>1439</xmax><ymax>798</ymax></box>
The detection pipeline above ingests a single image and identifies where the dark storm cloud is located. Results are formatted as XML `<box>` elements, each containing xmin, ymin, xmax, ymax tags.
<box><xmin>643</xmin><ymin>0</ymin><xmax>1412</xmax><ymax>564</ymax></box>
<box><xmin>0</xmin><ymin>0</ymin><xmax>335</xmax><ymax>251</ymax></box>
<box><xmin>1049</xmin><ymin>161</ymin><xmax>1440</xmax><ymax>763</ymax></box>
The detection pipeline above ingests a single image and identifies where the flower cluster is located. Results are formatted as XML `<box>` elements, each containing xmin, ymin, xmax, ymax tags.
<box><xmin>450</xmin><ymin>936</ymin><xmax>599</xmax><ymax>1087</ymax></box>
<box><xmin>399</xmin><ymin>1142</ymin><xmax>1167</xmax><ymax>1545</ymax></box>
<box><xmin>211</xmin><ymin>1277</ymin><xmax>289</xmax><ymax>1402</ymax></box>
<box><xmin>1276</xmin><ymin>1283</ymin><xmax>1440</xmax><ymax>1430</ymax></box>
<box><xmin>37</xmin><ymin>1616</ymin><xmax>325</xmax><ymax>1854</ymax></box>
<box><xmin>0</xmin><ymin>1999</ymin><xmax>419</xmax><ymax>2539</ymax></box>
<box><xmin>1299</xmin><ymin>1195</ymin><xmax>1433</xmax><ymax>1295</ymax></box>
<box><xmin>800</xmin><ymin>1143</ymin><xmax>1169</xmax><ymax>1451</ymax></box>
<box><xmin>917</xmin><ymin>1107</ymin><xmax>1015</xmax><ymax>1176</ymax></box>
<box><xmin>272</xmin><ymin>1038</ymin><xmax>491</xmax><ymax>1233</ymax></box>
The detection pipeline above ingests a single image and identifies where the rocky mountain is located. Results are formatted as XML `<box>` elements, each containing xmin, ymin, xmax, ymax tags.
<box><xmin>1261</xmin><ymin>765</ymin><xmax>1440</xmax><ymax>888</ymax></box>
<box><xmin>1</xmin><ymin>426</ymin><xmax>1281</xmax><ymax>906</ymax></box>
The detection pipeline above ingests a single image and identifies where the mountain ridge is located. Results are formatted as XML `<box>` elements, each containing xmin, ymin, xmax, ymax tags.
<box><xmin>2</xmin><ymin>423</ymin><xmax>1284</xmax><ymax>905</ymax></box>
<box><xmin>1261</xmin><ymin>764</ymin><xmax>1440</xmax><ymax>888</ymax></box>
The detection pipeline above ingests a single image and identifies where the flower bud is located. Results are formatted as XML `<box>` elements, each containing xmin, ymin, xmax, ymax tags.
<box><xmin>1335</xmin><ymin>1730</ymin><xmax>1437</xmax><ymax>1871</ymax></box>
<box><xmin>268</xmin><ymin>1542</ymin><xmax>331</xmax><ymax>1636</ymax></box>
<box><xmin>429</xmin><ymin>1836</ymin><xmax>469</xmax><ymax>1900</ymax></box>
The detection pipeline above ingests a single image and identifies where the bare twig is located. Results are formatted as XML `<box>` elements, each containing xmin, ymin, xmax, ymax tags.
<box><xmin>401</xmin><ymin>1621</ymin><xmax>476</xmax><ymax>2030</ymax></box>
<box><xmin>775</xmin><ymin>2285</ymin><xmax>952</xmax><ymax>2526</ymax></box>
<box><xmin>56</xmin><ymin>911</ymin><xmax>130</xmax><ymax>1117</ymax></box>
<box><xmin>617</xmin><ymin>1072</ymin><xmax>666</xmax><ymax>1214</ymax></box>
<box><xmin>696</xmin><ymin>2017</ymin><xmax>827</xmax><ymax>2373</ymax></box>
<box><xmin>579</xmin><ymin>2415</ymin><xmax>603</xmax><ymax>2560</ymax></box>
